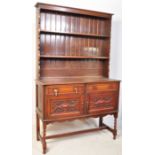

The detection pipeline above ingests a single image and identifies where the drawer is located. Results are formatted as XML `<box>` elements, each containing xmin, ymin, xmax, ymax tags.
<box><xmin>45</xmin><ymin>84</ymin><xmax>84</xmax><ymax>96</ymax></box>
<box><xmin>87</xmin><ymin>83</ymin><xmax>118</xmax><ymax>92</ymax></box>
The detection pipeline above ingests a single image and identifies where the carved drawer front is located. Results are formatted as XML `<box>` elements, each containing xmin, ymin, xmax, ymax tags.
<box><xmin>45</xmin><ymin>94</ymin><xmax>84</xmax><ymax>119</ymax></box>
<box><xmin>45</xmin><ymin>84</ymin><xmax>84</xmax><ymax>96</ymax></box>
<box><xmin>87</xmin><ymin>83</ymin><xmax>118</xmax><ymax>93</ymax></box>
<box><xmin>87</xmin><ymin>92</ymin><xmax>118</xmax><ymax>114</ymax></box>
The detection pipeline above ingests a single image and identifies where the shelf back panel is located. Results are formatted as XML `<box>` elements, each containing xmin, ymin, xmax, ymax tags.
<box><xmin>40</xmin><ymin>34</ymin><xmax>110</xmax><ymax>57</ymax></box>
<box><xmin>40</xmin><ymin>11</ymin><xmax>111</xmax><ymax>36</ymax></box>
<box><xmin>40</xmin><ymin>59</ymin><xmax>107</xmax><ymax>77</ymax></box>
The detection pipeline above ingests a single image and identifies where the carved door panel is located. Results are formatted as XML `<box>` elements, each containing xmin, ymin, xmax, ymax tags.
<box><xmin>45</xmin><ymin>94</ymin><xmax>84</xmax><ymax>119</ymax></box>
<box><xmin>87</xmin><ymin>91</ymin><xmax>118</xmax><ymax>114</ymax></box>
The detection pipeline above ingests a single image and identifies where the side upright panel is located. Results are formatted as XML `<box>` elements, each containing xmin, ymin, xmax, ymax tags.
<box><xmin>36</xmin><ymin>84</ymin><xmax>45</xmax><ymax>119</ymax></box>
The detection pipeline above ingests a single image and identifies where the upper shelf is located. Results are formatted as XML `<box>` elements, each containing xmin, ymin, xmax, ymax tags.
<box><xmin>40</xmin><ymin>55</ymin><xmax>109</xmax><ymax>60</ymax></box>
<box><xmin>40</xmin><ymin>30</ymin><xmax>110</xmax><ymax>39</ymax></box>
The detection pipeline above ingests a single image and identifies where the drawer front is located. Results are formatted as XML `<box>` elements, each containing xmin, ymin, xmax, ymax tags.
<box><xmin>45</xmin><ymin>94</ymin><xmax>84</xmax><ymax>119</ymax></box>
<box><xmin>87</xmin><ymin>83</ymin><xmax>118</xmax><ymax>92</ymax></box>
<box><xmin>87</xmin><ymin>91</ymin><xmax>118</xmax><ymax>114</ymax></box>
<box><xmin>45</xmin><ymin>84</ymin><xmax>84</xmax><ymax>96</ymax></box>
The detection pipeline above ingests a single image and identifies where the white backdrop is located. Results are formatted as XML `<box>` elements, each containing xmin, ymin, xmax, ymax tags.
<box><xmin>2</xmin><ymin>1</ymin><xmax>155</xmax><ymax>155</ymax></box>
<box><xmin>0</xmin><ymin>0</ymin><xmax>121</xmax><ymax>148</ymax></box>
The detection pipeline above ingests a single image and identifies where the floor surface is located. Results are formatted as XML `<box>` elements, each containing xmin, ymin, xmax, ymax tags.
<box><xmin>32</xmin><ymin>118</ymin><xmax>122</xmax><ymax>155</ymax></box>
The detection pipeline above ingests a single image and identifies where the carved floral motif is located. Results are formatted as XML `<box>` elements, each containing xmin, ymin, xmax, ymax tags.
<box><xmin>52</xmin><ymin>99</ymin><xmax>79</xmax><ymax>113</ymax></box>
<box><xmin>92</xmin><ymin>96</ymin><xmax>113</xmax><ymax>108</ymax></box>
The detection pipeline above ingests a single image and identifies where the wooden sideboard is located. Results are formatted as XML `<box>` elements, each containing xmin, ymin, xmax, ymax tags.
<box><xmin>35</xmin><ymin>3</ymin><xmax>120</xmax><ymax>154</ymax></box>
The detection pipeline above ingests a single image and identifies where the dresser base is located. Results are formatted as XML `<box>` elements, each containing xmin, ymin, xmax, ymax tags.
<box><xmin>36</xmin><ymin>113</ymin><xmax>118</xmax><ymax>154</ymax></box>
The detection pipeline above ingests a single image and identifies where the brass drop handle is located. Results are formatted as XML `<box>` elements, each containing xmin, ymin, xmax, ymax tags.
<box><xmin>53</xmin><ymin>89</ymin><xmax>58</xmax><ymax>96</ymax></box>
<box><xmin>74</xmin><ymin>88</ymin><xmax>78</xmax><ymax>94</ymax></box>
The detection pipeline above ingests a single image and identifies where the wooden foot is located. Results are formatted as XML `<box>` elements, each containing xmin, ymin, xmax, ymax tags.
<box><xmin>43</xmin><ymin>147</ymin><xmax>46</xmax><ymax>154</ymax></box>
<box><xmin>36</xmin><ymin>113</ymin><xmax>40</xmax><ymax>141</ymax></box>
<box><xmin>42</xmin><ymin>123</ymin><xmax>47</xmax><ymax>154</ymax></box>
<box><xmin>113</xmin><ymin>114</ymin><xmax>118</xmax><ymax>140</ymax></box>
<box><xmin>99</xmin><ymin>117</ymin><xmax>103</xmax><ymax>127</ymax></box>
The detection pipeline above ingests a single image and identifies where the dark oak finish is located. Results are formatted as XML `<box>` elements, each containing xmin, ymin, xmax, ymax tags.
<box><xmin>35</xmin><ymin>3</ymin><xmax>120</xmax><ymax>154</ymax></box>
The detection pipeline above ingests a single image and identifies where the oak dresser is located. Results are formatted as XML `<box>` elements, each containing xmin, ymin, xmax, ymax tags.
<box><xmin>35</xmin><ymin>3</ymin><xmax>120</xmax><ymax>154</ymax></box>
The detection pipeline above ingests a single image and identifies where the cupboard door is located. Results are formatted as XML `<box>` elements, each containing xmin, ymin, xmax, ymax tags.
<box><xmin>45</xmin><ymin>94</ymin><xmax>84</xmax><ymax>119</ymax></box>
<box><xmin>87</xmin><ymin>91</ymin><xmax>118</xmax><ymax>114</ymax></box>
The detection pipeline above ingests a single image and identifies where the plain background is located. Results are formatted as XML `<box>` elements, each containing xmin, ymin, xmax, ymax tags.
<box><xmin>0</xmin><ymin>0</ymin><xmax>155</xmax><ymax>155</ymax></box>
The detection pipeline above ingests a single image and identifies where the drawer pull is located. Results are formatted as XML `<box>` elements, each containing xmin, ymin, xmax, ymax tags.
<box><xmin>74</xmin><ymin>88</ymin><xmax>78</xmax><ymax>94</ymax></box>
<box><xmin>53</xmin><ymin>89</ymin><xmax>58</xmax><ymax>96</ymax></box>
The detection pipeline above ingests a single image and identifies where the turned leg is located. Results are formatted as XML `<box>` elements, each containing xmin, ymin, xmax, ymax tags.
<box><xmin>36</xmin><ymin>113</ymin><xmax>40</xmax><ymax>141</ymax></box>
<box><xmin>99</xmin><ymin>117</ymin><xmax>103</xmax><ymax>127</ymax></box>
<box><xmin>113</xmin><ymin>114</ymin><xmax>118</xmax><ymax>140</ymax></box>
<box><xmin>42</xmin><ymin>122</ymin><xmax>47</xmax><ymax>154</ymax></box>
